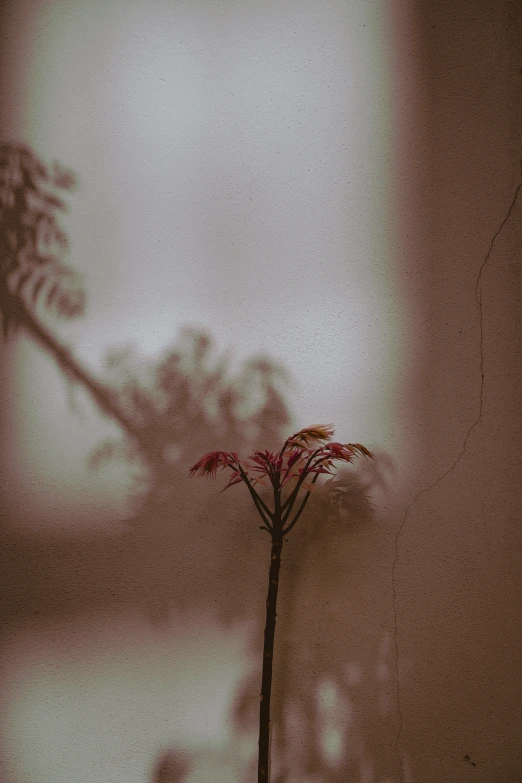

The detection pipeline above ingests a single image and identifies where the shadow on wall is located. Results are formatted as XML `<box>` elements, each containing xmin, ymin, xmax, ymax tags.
<box><xmin>0</xmin><ymin>144</ymin><xmax>399</xmax><ymax>782</ymax></box>
<box><xmin>87</xmin><ymin>331</ymin><xmax>399</xmax><ymax>782</ymax></box>
<box><xmin>89</xmin><ymin>325</ymin><xmax>294</xmax><ymax>623</ymax></box>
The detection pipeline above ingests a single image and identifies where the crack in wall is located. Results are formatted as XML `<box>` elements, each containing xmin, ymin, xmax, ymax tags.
<box><xmin>391</xmin><ymin>169</ymin><xmax>522</xmax><ymax>782</ymax></box>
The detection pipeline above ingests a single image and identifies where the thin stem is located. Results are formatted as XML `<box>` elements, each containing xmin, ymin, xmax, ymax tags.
<box><xmin>258</xmin><ymin>535</ymin><xmax>284</xmax><ymax>783</ymax></box>
<box><xmin>280</xmin><ymin>449</ymin><xmax>320</xmax><ymax>516</ymax></box>
<box><xmin>279</xmin><ymin>449</ymin><xmax>304</xmax><ymax>488</ymax></box>
<box><xmin>278</xmin><ymin>439</ymin><xmax>290</xmax><ymax>460</ymax></box>
<box><xmin>236</xmin><ymin>463</ymin><xmax>274</xmax><ymax>528</ymax></box>
<box><xmin>282</xmin><ymin>473</ymin><xmax>319</xmax><ymax>536</ymax></box>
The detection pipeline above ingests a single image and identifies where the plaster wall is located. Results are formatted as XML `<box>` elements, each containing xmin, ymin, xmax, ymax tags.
<box><xmin>0</xmin><ymin>1</ymin><xmax>521</xmax><ymax>783</ymax></box>
<box><xmin>390</xmin><ymin>2</ymin><xmax>522</xmax><ymax>779</ymax></box>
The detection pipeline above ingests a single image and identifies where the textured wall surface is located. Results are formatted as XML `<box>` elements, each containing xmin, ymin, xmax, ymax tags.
<box><xmin>390</xmin><ymin>2</ymin><xmax>522</xmax><ymax>780</ymax></box>
<box><xmin>1</xmin><ymin>1</ymin><xmax>521</xmax><ymax>782</ymax></box>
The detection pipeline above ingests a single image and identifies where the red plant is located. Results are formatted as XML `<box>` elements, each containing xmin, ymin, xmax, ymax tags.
<box><xmin>189</xmin><ymin>424</ymin><xmax>372</xmax><ymax>536</ymax></box>
<box><xmin>190</xmin><ymin>424</ymin><xmax>373</xmax><ymax>783</ymax></box>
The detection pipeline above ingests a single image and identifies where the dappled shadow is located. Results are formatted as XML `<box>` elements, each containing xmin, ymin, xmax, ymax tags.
<box><xmin>151</xmin><ymin>749</ymin><xmax>192</xmax><ymax>783</ymax></box>
<box><xmin>89</xmin><ymin>326</ymin><xmax>291</xmax><ymax>623</ymax></box>
<box><xmin>0</xmin><ymin>143</ymin><xmax>84</xmax><ymax>335</ymax></box>
<box><xmin>85</xmin><ymin>332</ymin><xmax>398</xmax><ymax>781</ymax></box>
<box><xmin>1</xmin><ymin>143</ymin><xmax>399</xmax><ymax>782</ymax></box>
<box><xmin>84</xmin><ymin>329</ymin><xmax>398</xmax><ymax>782</ymax></box>
<box><xmin>229</xmin><ymin>459</ymin><xmax>399</xmax><ymax>783</ymax></box>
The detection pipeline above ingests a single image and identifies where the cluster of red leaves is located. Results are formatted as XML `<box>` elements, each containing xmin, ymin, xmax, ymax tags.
<box><xmin>189</xmin><ymin>425</ymin><xmax>373</xmax><ymax>535</ymax></box>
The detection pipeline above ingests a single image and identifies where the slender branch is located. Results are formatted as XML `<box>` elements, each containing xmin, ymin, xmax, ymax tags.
<box><xmin>278</xmin><ymin>439</ymin><xmax>290</xmax><ymax>460</ymax></box>
<box><xmin>252</xmin><ymin>453</ymin><xmax>279</xmax><ymax>494</ymax></box>
<box><xmin>279</xmin><ymin>449</ymin><xmax>304</xmax><ymax>487</ymax></box>
<box><xmin>280</xmin><ymin>449</ymin><xmax>321</xmax><ymax>516</ymax></box>
<box><xmin>262</xmin><ymin>454</ymin><xmax>277</xmax><ymax>480</ymax></box>
<box><xmin>258</xmin><ymin>536</ymin><xmax>283</xmax><ymax>783</ymax></box>
<box><xmin>236</xmin><ymin>462</ymin><xmax>274</xmax><ymax>529</ymax></box>
<box><xmin>282</xmin><ymin>473</ymin><xmax>319</xmax><ymax>536</ymax></box>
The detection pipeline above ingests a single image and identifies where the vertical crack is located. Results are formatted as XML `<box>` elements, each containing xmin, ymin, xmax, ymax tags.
<box><xmin>391</xmin><ymin>169</ymin><xmax>522</xmax><ymax>782</ymax></box>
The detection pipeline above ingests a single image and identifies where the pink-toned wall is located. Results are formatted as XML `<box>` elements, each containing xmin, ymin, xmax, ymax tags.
<box><xmin>1</xmin><ymin>1</ymin><xmax>521</xmax><ymax>782</ymax></box>
<box><xmin>391</xmin><ymin>1</ymin><xmax>522</xmax><ymax>779</ymax></box>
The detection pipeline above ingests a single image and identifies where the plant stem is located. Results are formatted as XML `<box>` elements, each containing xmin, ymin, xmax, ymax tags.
<box><xmin>258</xmin><ymin>535</ymin><xmax>283</xmax><ymax>783</ymax></box>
